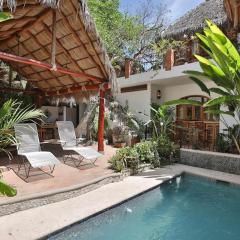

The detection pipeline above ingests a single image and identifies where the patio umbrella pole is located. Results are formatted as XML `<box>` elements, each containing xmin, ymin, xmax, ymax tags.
<box><xmin>98</xmin><ymin>88</ymin><xmax>105</xmax><ymax>153</ymax></box>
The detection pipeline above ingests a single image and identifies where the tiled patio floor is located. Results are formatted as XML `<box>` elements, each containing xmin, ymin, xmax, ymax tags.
<box><xmin>0</xmin><ymin>144</ymin><xmax>117</xmax><ymax>202</ymax></box>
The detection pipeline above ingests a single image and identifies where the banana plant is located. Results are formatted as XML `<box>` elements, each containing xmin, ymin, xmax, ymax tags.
<box><xmin>164</xmin><ymin>20</ymin><xmax>240</xmax><ymax>152</ymax></box>
<box><xmin>0</xmin><ymin>99</ymin><xmax>44</xmax><ymax>197</ymax></box>
<box><xmin>148</xmin><ymin>105</ymin><xmax>175</xmax><ymax>139</ymax></box>
<box><xmin>165</xmin><ymin>20</ymin><xmax>240</xmax><ymax>112</ymax></box>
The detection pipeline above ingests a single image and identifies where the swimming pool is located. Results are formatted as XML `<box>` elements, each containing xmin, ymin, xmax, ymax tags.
<box><xmin>48</xmin><ymin>174</ymin><xmax>240</xmax><ymax>240</ymax></box>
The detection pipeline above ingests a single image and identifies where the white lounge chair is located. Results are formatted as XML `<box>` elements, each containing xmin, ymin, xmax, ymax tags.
<box><xmin>56</xmin><ymin>121</ymin><xmax>102</xmax><ymax>168</ymax></box>
<box><xmin>14</xmin><ymin>123</ymin><xmax>60</xmax><ymax>178</ymax></box>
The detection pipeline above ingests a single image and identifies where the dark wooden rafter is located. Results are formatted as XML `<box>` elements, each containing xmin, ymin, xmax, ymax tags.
<box><xmin>26</xmin><ymin>30</ymin><xmax>76</xmax><ymax>84</ymax></box>
<box><xmin>59</xmin><ymin>9</ymin><xmax>106</xmax><ymax>78</ymax></box>
<box><xmin>121</xmin><ymin>84</ymin><xmax>148</xmax><ymax>93</ymax></box>
<box><xmin>7</xmin><ymin>41</ymin><xmax>54</xmax><ymax>88</ymax></box>
<box><xmin>0</xmin><ymin>17</ymin><xmax>37</xmax><ymax>29</ymax></box>
<box><xmin>69</xmin><ymin>0</ymin><xmax>107</xmax><ymax>79</ymax></box>
<box><xmin>40</xmin><ymin>23</ymin><xmax>85</xmax><ymax>73</ymax></box>
<box><xmin>0</xmin><ymin>52</ymin><xmax>105</xmax><ymax>82</ymax></box>
<box><xmin>0</xmin><ymin>8</ymin><xmax>51</xmax><ymax>42</ymax></box>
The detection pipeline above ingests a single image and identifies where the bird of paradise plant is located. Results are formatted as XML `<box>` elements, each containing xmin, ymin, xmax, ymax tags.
<box><xmin>164</xmin><ymin>20</ymin><xmax>240</xmax><ymax>153</ymax></box>
<box><xmin>0</xmin><ymin>99</ymin><xmax>44</xmax><ymax>197</ymax></box>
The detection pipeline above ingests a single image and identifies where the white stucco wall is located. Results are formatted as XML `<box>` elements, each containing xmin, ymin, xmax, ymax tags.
<box><xmin>41</xmin><ymin>106</ymin><xmax>59</xmax><ymax>122</ymax></box>
<box><xmin>41</xmin><ymin>106</ymin><xmax>77</xmax><ymax>124</ymax></box>
<box><xmin>115</xmin><ymin>84</ymin><xmax>151</xmax><ymax>122</ymax></box>
<box><xmin>161</xmin><ymin>81</ymin><xmax>217</xmax><ymax>102</ymax></box>
<box><xmin>116</xmin><ymin>62</ymin><xmax>236</xmax><ymax>132</ymax></box>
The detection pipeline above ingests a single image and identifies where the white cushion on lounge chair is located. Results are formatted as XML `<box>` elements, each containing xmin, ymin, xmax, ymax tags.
<box><xmin>14</xmin><ymin>123</ymin><xmax>60</xmax><ymax>169</ymax></box>
<box><xmin>56</xmin><ymin>121</ymin><xmax>78</xmax><ymax>147</ymax></box>
<box><xmin>20</xmin><ymin>152</ymin><xmax>60</xmax><ymax>168</ymax></box>
<box><xmin>62</xmin><ymin>147</ymin><xmax>102</xmax><ymax>160</ymax></box>
<box><xmin>56</xmin><ymin>121</ymin><xmax>103</xmax><ymax>163</ymax></box>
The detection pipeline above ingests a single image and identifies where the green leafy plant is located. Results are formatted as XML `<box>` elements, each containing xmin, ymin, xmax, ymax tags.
<box><xmin>216</xmin><ymin>133</ymin><xmax>232</xmax><ymax>153</ymax></box>
<box><xmin>108</xmin><ymin>147</ymin><xmax>138</xmax><ymax>172</ymax></box>
<box><xmin>134</xmin><ymin>141</ymin><xmax>157</xmax><ymax>163</ymax></box>
<box><xmin>0</xmin><ymin>12</ymin><xmax>12</xmax><ymax>22</ymax></box>
<box><xmin>164</xmin><ymin>19</ymin><xmax>240</xmax><ymax>113</ymax></box>
<box><xmin>0</xmin><ymin>99</ymin><xmax>44</xmax><ymax>197</ymax></box>
<box><xmin>0</xmin><ymin>178</ymin><xmax>17</xmax><ymax>197</ymax></box>
<box><xmin>164</xmin><ymin>20</ymin><xmax>240</xmax><ymax>153</ymax></box>
<box><xmin>156</xmin><ymin>134</ymin><xmax>174</xmax><ymax>166</ymax></box>
<box><xmin>148</xmin><ymin>104</ymin><xmax>175</xmax><ymax>139</ymax></box>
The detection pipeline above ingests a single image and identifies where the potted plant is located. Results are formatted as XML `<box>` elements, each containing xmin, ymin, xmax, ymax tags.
<box><xmin>112</xmin><ymin>126</ymin><xmax>127</xmax><ymax>148</ymax></box>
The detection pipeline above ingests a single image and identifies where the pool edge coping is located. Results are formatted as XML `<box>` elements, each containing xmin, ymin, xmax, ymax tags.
<box><xmin>0</xmin><ymin>173</ymin><xmax>122</xmax><ymax>206</ymax></box>
<box><xmin>41</xmin><ymin>166</ymin><xmax>240</xmax><ymax>239</ymax></box>
<box><xmin>40</xmin><ymin>172</ymin><xmax>182</xmax><ymax>239</ymax></box>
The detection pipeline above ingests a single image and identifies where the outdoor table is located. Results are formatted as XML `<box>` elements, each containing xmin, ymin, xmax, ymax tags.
<box><xmin>38</xmin><ymin>124</ymin><xmax>57</xmax><ymax>141</ymax></box>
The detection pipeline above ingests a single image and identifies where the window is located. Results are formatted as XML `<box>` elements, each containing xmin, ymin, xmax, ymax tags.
<box><xmin>176</xmin><ymin>95</ymin><xmax>218</xmax><ymax>121</ymax></box>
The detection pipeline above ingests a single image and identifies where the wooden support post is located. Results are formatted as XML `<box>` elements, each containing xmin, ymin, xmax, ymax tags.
<box><xmin>51</xmin><ymin>9</ymin><xmax>57</xmax><ymax>70</ymax></box>
<box><xmin>36</xmin><ymin>94</ymin><xmax>43</xmax><ymax>108</ymax></box>
<box><xmin>98</xmin><ymin>89</ymin><xmax>105</xmax><ymax>153</ymax></box>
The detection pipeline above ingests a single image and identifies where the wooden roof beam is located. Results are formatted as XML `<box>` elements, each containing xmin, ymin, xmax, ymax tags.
<box><xmin>59</xmin><ymin>10</ymin><xmax>107</xmax><ymax>79</ymax></box>
<box><xmin>0</xmin><ymin>51</ymin><xmax>106</xmax><ymax>82</ymax></box>
<box><xmin>25</xmin><ymin>30</ymin><xmax>77</xmax><ymax>84</ymax></box>
<box><xmin>0</xmin><ymin>17</ymin><xmax>37</xmax><ymax>29</ymax></box>
<box><xmin>0</xmin><ymin>8</ymin><xmax>51</xmax><ymax>43</ymax></box>
<box><xmin>41</xmin><ymin>22</ymin><xmax>86</xmax><ymax>73</ymax></box>
<box><xmin>69</xmin><ymin>0</ymin><xmax>108</xmax><ymax>79</ymax></box>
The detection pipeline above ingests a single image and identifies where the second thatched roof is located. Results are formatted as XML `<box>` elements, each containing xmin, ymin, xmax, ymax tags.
<box><xmin>163</xmin><ymin>0</ymin><xmax>228</xmax><ymax>39</ymax></box>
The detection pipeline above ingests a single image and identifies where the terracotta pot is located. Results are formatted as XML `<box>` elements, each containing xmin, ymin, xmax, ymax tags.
<box><xmin>114</xmin><ymin>142</ymin><xmax>126</xmax><ymax>148</ymax></box>
<box><xmin>130</xmin><ymin>136</ymin><xmax>140</xmax><ymax>146</ymax></box>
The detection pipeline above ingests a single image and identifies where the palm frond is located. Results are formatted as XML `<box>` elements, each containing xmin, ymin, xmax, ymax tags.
<box><xmin>0</xmin><ymin>180</ymin><xmax>17</xmax><ymax>197</ymax></box>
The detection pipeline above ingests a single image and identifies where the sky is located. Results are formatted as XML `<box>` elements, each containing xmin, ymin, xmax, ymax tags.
<box><xmin>120</xmin><ymin>0</ymin><xmax>205</xmax><ymax>23</ymax></box>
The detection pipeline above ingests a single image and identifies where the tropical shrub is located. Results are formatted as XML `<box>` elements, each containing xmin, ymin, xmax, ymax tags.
<box><xmin>155</xmin><ymin>134</ymin><xmax>174</xmax><ymax>166</ymax></box>
<box><xmin>0</xmin><ymin>99</ymin><xmax>44</xmax><ymax>197</ymax></box>
<box><xmin>109</xmin><ymin>141</ymin><xmax>159</xmax><ymax>172</ymax></box>
<box><xmin>109</xmin><ymin>137</ymin><xmax>177</xmax><ymax>172</ymax></box>
<box><xmin>109</xmin><ymin>147</ymin><xmax>138</xmax><ymax>172</ymax></box>
<box><xmin>149</xmin><ymin>104</ymin><xmax>175</xmax><ymax>139</ymax></box>
<box><xmin>134</xmin><ymin>141</ymin><xmax>156</xmax><ymax>163</ymax></box>
<box><xmin>216</xmin><ymin>133</ymin><xmax>232</xmax><ymax>153</ymax></box>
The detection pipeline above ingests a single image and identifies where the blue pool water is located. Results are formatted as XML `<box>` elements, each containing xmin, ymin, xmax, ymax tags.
<box><xmin>49</xmin><ymin>175</ymin><xmax>240</xmax><ymax>240</ymax></box>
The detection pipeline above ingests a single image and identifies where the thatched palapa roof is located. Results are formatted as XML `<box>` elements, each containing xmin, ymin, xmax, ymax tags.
<box><xmin>0</xmin><ymin>0</ymin><xmax>115</xmax><ymax>98</ymax></box>
<box><xmin>163</xmin><ymin>0</ymin><xmax>228</xmax><ymax>39</ymax></box>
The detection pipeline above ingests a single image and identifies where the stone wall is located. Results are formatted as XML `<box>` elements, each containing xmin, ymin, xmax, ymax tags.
<box><xmin>180</xmin><ymin>149</ymin><xmax>240</xmax><ymax>175</ymax></box>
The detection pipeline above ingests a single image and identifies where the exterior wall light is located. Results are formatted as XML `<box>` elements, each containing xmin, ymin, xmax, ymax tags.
<box><xmin>157</xmin><ymin>90</ymin><xmax>161</xmax><ymax>99</ymax></box>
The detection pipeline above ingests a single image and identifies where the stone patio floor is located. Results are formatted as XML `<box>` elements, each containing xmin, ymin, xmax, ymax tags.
<box><xmin>0</xmin><ymin>144</ymin><xmax>117</xmax><ymax>202</ymax></box>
